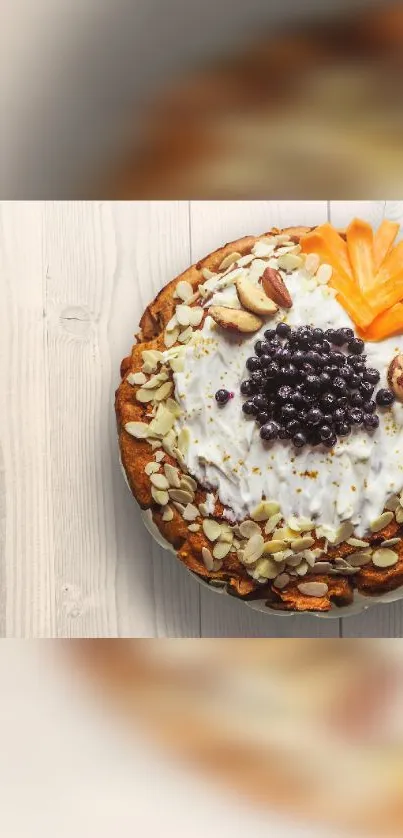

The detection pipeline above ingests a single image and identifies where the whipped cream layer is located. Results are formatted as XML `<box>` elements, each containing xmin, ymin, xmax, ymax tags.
<box><xmin>173</xmin><ymin>272</ymin><xmax>403</xmax><ymax>536</ymax></box>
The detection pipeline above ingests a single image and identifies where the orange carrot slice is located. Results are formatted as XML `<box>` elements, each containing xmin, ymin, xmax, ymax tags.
<box><xmin>362</xmin><ymin>302</ymin><xmax>403</xmax><ymax>341</ymax></box>
<box><xmin>330</xmin><ymin>272</ymin><xmax>375</xmax><ymax>330</ymax></box>
<box><xmin>373</xmin><ymin>219</ymin><xmax>399</xmax><ymax>273</ymax></box>
<box><xmin>314</xmin><ymin>223</ymin><xmax>354</xmax><ymax>282</ymax></box>
<box><xmin>369</xmin><ymin>241</ymin><xmax>403</xmax><ymax>315</ymax></box>
<box><xmin>346</xmin><ymin>219</ymin><xmax>374</xmax><ymax>292</ymax></box>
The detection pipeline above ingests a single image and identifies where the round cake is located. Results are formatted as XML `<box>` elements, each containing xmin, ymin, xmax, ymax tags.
<box><xmin>116</xmin><ymin>219</ymin><xmax>403</xmax><ymax>613</ymax></box>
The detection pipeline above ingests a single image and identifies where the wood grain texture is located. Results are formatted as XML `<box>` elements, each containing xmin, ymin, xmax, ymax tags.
<box><xmin>0</xmin><ymin>200</ymin><xmax>402</xmax><ymax>636</ymax></box>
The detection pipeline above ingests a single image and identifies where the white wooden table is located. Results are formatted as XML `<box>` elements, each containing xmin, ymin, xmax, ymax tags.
<box><xmin>1</xmin><ymin>200</ymin><xmax>403</xmax><ymax>637</ymax></box>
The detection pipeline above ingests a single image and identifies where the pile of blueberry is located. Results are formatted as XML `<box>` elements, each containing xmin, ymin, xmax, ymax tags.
<box><xmin>239</xmin><ymin>323</ymin><xmax>395</xmax><ymax>449</ymax></box>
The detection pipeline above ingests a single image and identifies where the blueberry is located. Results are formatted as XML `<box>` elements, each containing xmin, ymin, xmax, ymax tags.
<box><xmin>260</xmin><ymin>421</ymin><xmax>279</xmax><ymax>441</ymax></box>
<box><xmin>348</xmin><ymin>338</ymin><xmax>365</xmax><ymax>355</ymax></box>
<box><xmin>359</xmin><ymin>380</ymin><xmax>375</xmax><ymax>399</ymax></box>
<box><xmin>312</xmin><ymin>328</ymin><xmax>324</xmax><ymax>342</ymax></box>
<box><xmin>254</xmin><ymin>340</ymin><xmax>265</xmax><ymax>356</ymax></box>
<box><xmin>322</xmin><ymin>340</ymin><xmax>331</xmax><ymax>354</ymax></box>
<box><xmin>215</xmin><ymin>389</ymin><xmax>230</xmax><ymax>404</ymax></box>
<box><xmin>348</xmin><ymin>407</ymin><xmax>363</xmax><ymax>424</ymax></box>
<box><xmin>276</xmin><ymin>322</ymin><xmax>291</xmax><ymax>338</ymax></box>
<box><xmin>296</xmin><ymin>328</ymin><xmax>312</xmax><ymax>347</ymax></box>
<box><xmin>333</xmin><ymin>408</ymin><xmax>346</xmax><ymax>423</ymax></box>
<box><xmin>253</xmin><ymin>394</ymin><xmax>267</xmax><ymax>410</ymax></box>
<box><xmin>301</xmin><ymin>363</ymin><xmax>315</xmax><ymax>376</ymax></box>
<box><xmin>339</xmin><ymin>366</ymin><xmax>353</xmax><ymax>381</ymax></box>
<box><xmin>307</xmin><ymin>430</ymin><xmax>322</xmax><ymax>446</ymax></box>
<box><xmin>292</xmin><ymin>350</ymin><xmax>306</xmax><ymax>367</ymax></box>
<box><xmin>319</xmin><ymin>424</ymin><xmax>333</xmax><ymax>441</ymax></box>
<box><xmin>265</xmin><ymin>362</ymin><xmax>280</xmax><ymax>379</ymax></box>
<box><xmin>363</xmin><ymin>400</ymin><xmax>376</xmax><ymax>414</ymax></box>
<box><xmin>251</xmin><ymin>371</ymin><xmax>264</xmax><ymax>387</ymax></box>
<box><xmin>287</xmin><ymin>419</ymin><xmax>302</xmax><ymax>435</ymax></box>
<box><xmin>246</xmin><ymin>356</ymin><xmax>261</xmax><ymax>372</ymax></box>
<box><xmin>376</xmin><ymin>388</ymin><xmax>395</xmax><ymax>407</ymax></box>
<box><xmin>338</xmin><ymin>396</ymin><xmax>349</xmax><ymax>409</ymax></box>
<box><xmin>291</xmin><ymin>391</ymin><xmax>305</xmax><ymax>408</ymax></box>
<box><xmin>260</xmin><ymin>353</ymin><xmax>272</xmax><ymax>369</ymax></box>
<box><xmin>363</xmin><ymin>368</ymin><xmax>380</xmax><ymax>384</ymax></box>
<box><xmin>241</xmin><ymin>379</ymin><xmax>253</xmax><ymax>396</ymax></box>
<box><xmin>278</xmin><ymin>384</ymin><xmax>294</xmax><ymax>403</ymax></box>
<box><xmin>306</xmin><ymin>374</ymin><xmax>321</xmax><ymax>393</ymax></box>
<box><xmin>331</xmin><ymin>351</ymin><xmax>345</xmax><ymax>366</ymax></box>
<box><xmin>323</xmin><ymin>433</ymin><xmax>337</xmax><ymax>448</ymax></box>
<box><xmin>350</xmin><ymin>392</ymin><xmax>363</xmax><ymax>408</ymax></box>
<box><xmin>335</xmin><ymin>422</ymin><xmax>350</xmax><ymax>437</ymax></box>
<box><xmin>353</xmin><ymin>361</ymin><xmax>366</xmax><ymax>374</ymax></box>
<box><xmin>282</xmin><ymin>404</ymin><xmax>297</xmax><ymax>422</ymax></box>
<box><xmin>364</xmin><ymin>413</ymin><xmax>380</xmax><ymax>430</ymax></box>
<box><xmin>349</xmin><ymin>373</ymin><xmax>361</xmax><ymax>389</ymax></box>
<box><xmin>306</xmin><ymin>407</ymin><xmax>323</xmax><ymax>426</ymax></box>
<box><xmin>340</xmin><ymin>327</ymin><xmax>354</xmax><ymax>342</ymax></box>
<box><xmin>305</xmin><ymin>350</ymin><xmax>322</xmax><ymax>367</ymax></box>
<box><xmin>281</xmin><ymin>364</ymin><xmax>298</xmax><ymax>382</ymax></box>
<box><xmin>332</xmin><ymin>330</ymin><xmax>346</xmax><ymax>346</ymax></box>
<box><xmin>321</xmin><ymin>392</ymin><xmax>337</xmax><ymax>411</ymax></box>
<box><xmin>264</xmin><ymin>329</ymin><xmax>277</xmax><ymax>342</ymax></box>
<box><xmin>319</xmin><ymin>372</ymin><xmax>332</xmax><ymax>390</ymax></box>
<box><xmin>322</xmin><ymin>413</ymin><xmax>334</xmax><ymax>425</ymax></box>
<box><xmin>332</xmin><ymin>377</ymin><xmax>347</xmax><ymax>395</ymax></box>
<box><xmin>325</xmin><ymin>328</ymin><xmax>337</xmax><ymax>344</ymax></box>
<box><xmin>293</xmin><ymin>432</ymin><xmax>307</xmax><ymax>448</ymax></box>
<box><xmin>242</xmin><ymin>399</ymin><xmax>258</xmax><ymax>415</ymax></box>
<box><xmin>256</xmin><ymin>411</ymin><xmax>270</xmax><ymax>426</ymax></box>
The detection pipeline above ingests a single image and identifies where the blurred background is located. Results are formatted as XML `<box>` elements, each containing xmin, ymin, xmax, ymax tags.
<box><xmin>2</xmin><ymin>0</ymin><xmax>402</xmax><ymax>198</ymax></box>
<box><xmin>1</xmin><ymin>640</ymin><xmax>403</xmax><ymax>837</ymax></box>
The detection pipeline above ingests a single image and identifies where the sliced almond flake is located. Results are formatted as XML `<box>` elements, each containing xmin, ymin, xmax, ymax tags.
<box><xmin>169</xmin><ymin>356</ymin><xmax>185</xmax><ymax>373</ymax></box>
<box><xmin>142</xmin><ymin>371</ymin><xmax>169</xmax><ymax>390</ymax></box>
<box><xmin>274</xmin><ymin>526</ymin><xmax>299</xmax><ymax>542</ymax></box>
<box><xmin>385</xmin><ymin>495</ymin><xmax>400</xmax><ymax>512</ymax></box>
<box><xmin>212</xmin><ymin>559</ymin><xmax>223</xmax><ymax>571</ymax></box>
<box><xmin>142</xmin><ymin>361</ymin><xmax>156</xmax><ymax>375</ymax></box>
<box><xmin>165</xmin><ymin>398</ymin><xmax>182</xmax><ymax>418</ymax></box>
<box><xmin>166</xmin><ymin>314</ymin><xmax>179</xmax><ymax>332</ymax></box>
<box><xmin>127</xmin><ymin>372</ymin><xmax>147</xmax><ymax>386</ymax></box>
<box><xmin>176</xmin><ymin>305</ymin><xmax>192</xmax><ymax>327</ymax></box>
<box><xmin>201</xmin><ymin>268</ymin><xmax>216</xmax><ymax>280</ymax></box>
<box><xmin>254</xmin><ymin>557</ymin><xmax>280</xmax><ymax>580</ymax></box>
<box><xmin>291</xmin><ymin>536</ymin><xmax>315</xmax><ymax>552</ymax></box>
<box><xmin>136</xmin><ymin>388</ymin><xmax>156</xmax><ymax>403</ymax></box>
<box><xmin>288</xmin><ymin>516</ymin><xmax>315</xmax><ymax>533</ymax></box>
<box><xmin>151</xmin><ymin>487</ymin><xmax>169</xmax><ymax>506</ymax></box>
<box><xmin>312</xmin><ymin>561</ymin><xmax>333</xmax><ymax>574</ymax></box>
<box><xmin>188</xmin><ymin>307</ymin><xmax>204</xmax><ymax>327</ymax></box>
<box><xmin>213</xmin><ymin>542</ymin><xmax>231</xmax><ymax>560</ymax></box>
<box><xmin>296</xmin><ymin>560</ymin><xmax>309</xmax><ymax>576</ymax></box>
<box><xmin>243</xmin><ymin>533</ymin><xmax>265</xmax><ymax>566</ymax></box>
<box><xmin>141</xmin><ymin>349</ymin><xmax>163</xmax><ymax>367</ymax></box>
<box><xmin>150</xmin><ymin>473</ymin><xmax>169</xmax><ymax>490</ymax></box>
<box><xmin>277</xmin><ymin>253</ymin><xmax>303</xmax><ymax>272</ymax></box>
<box><xmin>155</xmin><ymin>450</ymin><xmax>165</xmax><ymax>463</ymax></box>
<box><xmin>148</xmin><ymin>406</ymin><xmax>175</xmax><ymax>437</ymax></box>
<box><xmin>273</xmin><ymin>572</ymin><xmax>290</xmax><ymax>590</ymax></box>
<box><xmin>286</xmin><ymin>554</ymin><xmax>304</xmax><ymax>567</ymax></box>
<box><xmin>188</xmin><ymin>523</ymin><xmax>200</xmax><ymax>532</ymax></box>
<box><xmin>148</xmin><ymin>440</ymin><xmax>162</xmax><ymax>450</ymax></box>
<box><xmin>182</xmin><ymin>503</ymin><xmax>199</xmax><ymax>522</ymax></box>
<box><xmin>347</xmin><ymin>538</ymin><xmax>369</xmax><ymax>548</ymax></box>
<box><xmin>178</xmin><ymin>327</ymin><xmax>193</xmax><ymax>344</ymax></box>
<box><xmin>154</xmin><ymin>381</ymin><xmax>173</xmax><ymax>402</ymax></box>
<box><xmin>175</xmin><ymin>280</ymin><xmax>193</xmax><ymax>301</ymax></box>
<box><xmin>318</xmin><ymin>521</ymin><xmax>354</xmax><ymax>545</ymax></box>
<box><xmin>262</xmin><ymin>539</ymin><xmax>287</xmax><ymax>555</ymax></box>
<box><xmin>237</xmin><ymin>253</ymin><xmax>256</xmax><ymax>267</ymax></box>
<box><xmin>370</xmin><ymin>511</ymin><xmax>394</xmax><ymax>533</ymax></box>
<box><xmin>172</xmin><ymin>501</ymin><xmax>185</xmax><ymax>514</ymax></box>
<box><xmin>169</xmin><ymin>488</ymin><xmax>194</xmax><ymax>505</ymax></box>
<box><xmin>202</xmin><ymin>519</ymin><xmax>222</xmax><ymax>542</ymax></box>
<box><xmin>164</xmin><ymin>464</ymin><xmax>181</xmax><ymax>488</ymax></box>
<box><xmin>202</xmin><ymin>547</ymin><xmax>214</xmax><ymax>571</ymax></box>
<box><xmin>218</xmin><ymin>252</ymin><xmax>241</xmax><ymax>271</ymax></box>
<box><xmin>264</xmin><ymin>513</ymin><xmax>282</xmax><ymax>535</ymax></box>
<box><xmin>180</xmin><ymin>474</ymin><xmax>197</xmax><ymax>493</ymax></box>
<box><xmin>161</xmin><ymin>506</ymin><xmax>174</xmax><ymax>522</ymax></box>
<box><xmin>304</xmin><ymin>253</ymin><xmax>320</xmax><ymax>275</ymax></box>
<box><xmin>381</xmin><ymin>538</ymin><xmax>401</xmax><ymax>547</ymax></box>
<box><xmin>396</xmin><ymin>507</ymin><xmax>403</xmax><ymax>523</ymax></box>
<box><xmin>178</xmin><ymin>427</ymin><xmax>190</xmax><ymax>454</ymax></box>
<box><xmin>251</xmin><ymin>500</ymin><xmax>280</xmax><ymax>522</ymax></box>
<box><xmin>124</xmin><ymin>421</ymin><xmax>149</xmax><ymax>439</ymax></box>
<box><xmin>198</xmin><ymin>502</ymin><xmax>210</xmax><ymax>517</ymax></box>
<box><xmin>347</xmin><ymin>551</ymin><xmax>372</xmax><ymax>568</ymax></box>
<box><xmin>316</xmin><ymin>263</ymin><xmax>333</xmax><ymax>285</ymax></box>
<box><xmin>173</xmin><ymin>448</ymin><xmax>187</xmax><ymax>470</ymax></box>
<box><xmin>164</xmin><ymin>327</ymin><xmax>180</xmax><ymax>348</ymax></box>
<box><xmin>251</xmin><ymin>242</ymin><xmax>275</xmax><ymax>258</ymax></box>
<box><xmin>239</xmin><ymin>520</ymin><xmax>261</xmax><ymax>538</ymax></box>
<box><xmin>298</xmin><ymin>581</ymin><xmax>328</xmax><ymax>597</ymax></box>
<box><xmin>267</xmin><ymin>257</ymin><xmax>279</xmax><ymax>269</ymax></box>
<box><xmin>276</xmin><ymin>234</ymin><xmax>291</xmax><ymax>244</ymax></box>
<box><xmin>372</xmin><ymin>548</ymin><xmax>399</xmax><ymax>568</ymax></box>
<box><xmin>219</xmin><ymin>530</ymin><xmax>233</xmax><ymax>544</ymax></box>
<box><xmin>145</xmin><ymin>462</ymin><xmax>160</xmax><ymax>476</ymax></box>
<box><xmin>275</xmin><ymin>244</ymin><xmax>301</xmax><ymax>256</ymax></box>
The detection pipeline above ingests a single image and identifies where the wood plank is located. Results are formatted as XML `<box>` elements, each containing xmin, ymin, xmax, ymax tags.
<box><xmin>329</xmin><ymin>201</ymin><xmax>403</xmax><ymax>637</ymax></box>
<box><xmin>0</xmin><ymin>203</ymin><xmax>55</xmax><ymax>637</ymax></box>
<box><xmin>190</xmin><ymin>201</ymin><xmax>339</xmax><ymax>636</ymax></box>
<box><xmin>44</xmin><ymin>200</ymin><xmax>200</xmax><ymax>637</ymax></box>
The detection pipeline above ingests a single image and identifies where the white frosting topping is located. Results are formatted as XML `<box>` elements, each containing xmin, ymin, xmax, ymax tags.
<box><xmin>172</xmin><ymin>266</ymin><xmax>403</xmax><ymax>537</ymax></box>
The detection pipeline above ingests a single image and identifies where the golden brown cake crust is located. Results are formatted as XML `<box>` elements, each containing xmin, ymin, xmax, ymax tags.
<box><xmin>115</xmin><ymin>227</ymin><xmax>403</xmax><ymax>612</ymax></box>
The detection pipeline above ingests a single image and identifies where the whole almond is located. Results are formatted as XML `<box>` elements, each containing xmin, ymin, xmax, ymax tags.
<box><xmin>388</xmin><ymin>354</ymin><xmax>403</xmax><ymax>401</ymax></box>
<box><xmin>261</xmin><ymin>267</ymin><xmax>293</xmax><ymax>308</ymax></box>
<box><xmin>209</xmin><ymin>305</ymin><xmax>262</xmax><ymax>334</ymax></box>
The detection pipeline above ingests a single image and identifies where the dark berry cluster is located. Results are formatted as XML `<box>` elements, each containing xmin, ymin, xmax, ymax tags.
<box><xmin>240</xmin><ymin>323</ymin><xmax>395</xmax><ymax>449</ymax></box>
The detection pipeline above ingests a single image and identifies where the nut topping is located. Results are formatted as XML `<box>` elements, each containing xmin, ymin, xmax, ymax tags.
<box><xmin>261</xmin><ymin>267</ymin><xmax>293</xmax><ymax>308</ymax></box>
<box><xmin>209</xmin><ymin>305</ymin><xmax>263</xmax><ymax>334</ymax></box>
<box><xmin>235</xmin><ymin>276</ymin><xmax>278</xmax><ymax>316</ymax></box>
<box><xmin>388</xmin><ymin>354</ymin><xmax>403</xmax><ymax>401</ymax></box>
